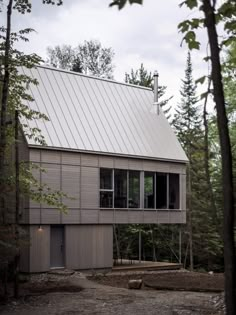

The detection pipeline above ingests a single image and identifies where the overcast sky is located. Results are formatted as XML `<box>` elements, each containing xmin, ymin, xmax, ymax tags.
<box><xmin>2</xmin><ymin>0</ymin><xmax>209</xmax><ymax>109</ymax></box>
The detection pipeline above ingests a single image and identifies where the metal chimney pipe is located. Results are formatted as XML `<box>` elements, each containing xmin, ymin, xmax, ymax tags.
<box><xmin>153</xmin><ymin>71</ymin><xmax>159</xmax><ymax>115</ymax></box>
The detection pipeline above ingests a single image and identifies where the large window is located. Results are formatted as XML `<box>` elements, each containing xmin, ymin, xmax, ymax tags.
<box><xmin>100</xmin><ymin>168</ymin><xmax>140</xmax><ymax>208</ymax></box>
<box><xmin>100</xmin><ymin>168</ymin><xmax>113</xmax><ymax>208</ymax></box>
<box><xmin>99</xmin><ymin>168</ymin><xmax>180</xmax><ymax>210</ymax></box>
<box><xmin>169</xmin><ymin>173</ymin><xmax>180</xmax><ymax>209</ymax></box>
<box><xmin>144</xmin><ymin>172</ymin><xmax>155</xmax><ymax>209</ymax></box>
<box><xmin>129</xmin><ymin>171</ymin><xmax>140</xmax><ymax>208</ymax></box>
<box><xmin>114</xmin><ymin>170</ymin><xmax>127</xmax><ymax>208</ymax></box>
<box><xmin>156</xmin><ymin>172</ymin><xmax>167</xmax><ymax>209</ymax></box>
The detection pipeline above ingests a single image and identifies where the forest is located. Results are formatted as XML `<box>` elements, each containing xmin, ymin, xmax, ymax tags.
<box><xmin>0</xmin><ymin>0</ymin><xmax>236</xmax><ymax>314</ymax></box>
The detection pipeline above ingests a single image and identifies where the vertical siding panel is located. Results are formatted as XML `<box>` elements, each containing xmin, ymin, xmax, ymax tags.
<box><xmin>29</xmin><ymin>225</ymin><xmax>50</xmax><ymax>272</ymax></box>
<box><xmin>65</xmin><ymin>225</ymin><xmax>113</xmax><ymax>270</ymax></box>
<box><xmin>81</xmin><ymin>167</ymin><xmax>99</xmax><ymax>209</ymax></box>
<box><xmin>61</xmin><ymin>165</ymin><xmax>80</xmax><ymax>208</ymax></box>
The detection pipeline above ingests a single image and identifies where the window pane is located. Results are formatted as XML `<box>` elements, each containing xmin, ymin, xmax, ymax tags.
<box><xmin>129</xmin><ymin>171</ymin><xmax>140</xmax><ymax>208</ymax></box>
<box><xmin>100</xmin><ymin>191</ymin><xmax>113</xmax><ymax>208</ymax></box>
<box><xmin>144</xmin><ymin>172</ymin><xmax>155</xmax><ymax>209</ymax></box>
<box><xmin>100</xmin><ymin>168</ymin><xmax>112</xmax><ymax>189</ymax></box>
<box><xmin>114</xmin><ymin>170</ymin><xmax>127</xmax><ymax>208</ymax></box>
<box><xmin>169</xmin><ymin>173</ymin><xmax>180</xmax><ymax>209</ymax></box>
<box><xmin>156</xmin><ymin>173</ymin><xmax>167</xmax><ymax>209</ymax></box>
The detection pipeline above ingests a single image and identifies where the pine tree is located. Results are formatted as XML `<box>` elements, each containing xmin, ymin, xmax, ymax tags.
<box><xmin>125</xmin><ymin>64</ymin><xmax>172</xmax><ymax>120</ymax></box>
<box><xmin>173</xmin><ymin>52</ymin><xmax>204</xmax><ymax>270</ymax></box>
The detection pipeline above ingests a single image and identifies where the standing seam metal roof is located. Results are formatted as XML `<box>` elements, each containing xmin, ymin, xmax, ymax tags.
<box><xmin>22</xmin><ymin>65</ymin><xmax>188</xmax><ymax>162</ymax></box>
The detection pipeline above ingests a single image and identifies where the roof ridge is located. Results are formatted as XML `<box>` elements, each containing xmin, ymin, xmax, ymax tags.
<box><xmin>37</xmin><ymin>64</ymin><xmax>153</xmax><ymax>91</ymax></box>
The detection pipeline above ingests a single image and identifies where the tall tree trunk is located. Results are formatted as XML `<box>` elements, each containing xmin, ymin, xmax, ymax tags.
<box><xmin>0</xmin><ymin>0</ymin><xmax>13</xmax><ymax>219</ymax></box>
<box><xmin>188</xmin><ymin>166</ymin><xmax>194</xmax><ymax>271</ymax></box>
<box><xmin>14</xmin><ymin>110</ymin><xmax>20</xmax><ymax>299</ymax></box>
<box><xmin>203</xmin><ymin>77</ymin><xmax>218</xmax><ymax>227</ymax></box>
<box><xmin>202</xmin><ymin>1</ymin><xmax>236</xmax><ymax>314</ymax></box>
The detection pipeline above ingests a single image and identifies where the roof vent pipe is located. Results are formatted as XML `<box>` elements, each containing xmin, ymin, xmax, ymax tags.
<box><xmin>153</xmin><ymin>70</ymin><xmax>159</xmax><ymax>115</ymax></box>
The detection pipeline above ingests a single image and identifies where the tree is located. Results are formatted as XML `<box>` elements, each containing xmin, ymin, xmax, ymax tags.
<box><xmin>125</xmin><ymin>63</ymin><xmax>172</xmax><ymax>119</ymax></box>
<box><xmin>110</xmin><ymin>1</ymin><xmax>236</xmax><ymax>312</ymax></box>
<box><xmin>0</xmin><ymin>0</ymin><xmax>67</xmax><ymax>299</ymax></box>
<box><xmin>46</xmin><ymin>40</ymin><xmax>115</xmax><ymax>79</ymax></box>
<box><xmin>173</xmin><ymin>51</ymin><xmax>203</xmax><ymax>271</ymax></box>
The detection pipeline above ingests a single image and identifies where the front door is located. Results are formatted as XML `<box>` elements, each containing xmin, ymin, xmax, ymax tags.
<box><xmin>50</xmin><ymin>226</ymin><xmax>64</xmax><ymax>268</ymax></box>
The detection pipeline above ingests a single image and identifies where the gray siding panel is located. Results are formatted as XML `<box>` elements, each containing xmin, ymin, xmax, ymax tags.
<box><xmin>81</xmin><ymin>154</ymin><xmax>99</xmax><ymax>167</ymax></box>
<box><xmin>61</xmin><ymin>209</ymin><xmax>80</xmax><ymax>224</ymax></box>
<box><xmin>29</xmin><ymin>149</ymin><xmax>40</xmax><ymax>162</ymax></box>
<box><xmin>61</xmin><ymin>152</ymin><xmax>80</xmax><ymax>165</ymax></box>
<box><xmin>41</xmin><ymin>209</ymin><xmax>60</xmax><ymax>224</ymax></box>
<box><xmin>99</xmin><ymin>156</ymin><xmax>114</xmax><ymax>168</ymax></box>
<box><xmin>65</xmin><ymin>225</ymin><xmax>113</xmax><ymax>270</ymax></box>
<box><xmin>41</xmin><ymin>150</ymin><xmax>61</xmax><ymax>164</ymax></box>
<box><xmin>114</xmin><ymin>157</ymin><xmax>129</xmax><ymax>169</ymax></box>
<box><xmin>61</xmin><ymin>165</ymin><xmax>80</xmax><ymax>208</ymax></box>
<box><xmin>81</xmin><ymin>210</ymin><xmax>99</xmax><ymax>223</ymax></box>
<box><xmin>81</xmin><ymin>167</ymin><xmax>99</xmax><ymax>209</ymax></box>
<box><xmin>29</xmin><ymin>225</ymin><xmax>50</xmax><ymax>272</ymax></box>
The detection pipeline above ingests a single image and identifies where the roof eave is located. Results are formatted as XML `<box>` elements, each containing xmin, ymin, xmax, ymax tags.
<box><xmin>28</xmin><ymin>144</ymin><xmax>189</xmax><ymax>164</ymax></box>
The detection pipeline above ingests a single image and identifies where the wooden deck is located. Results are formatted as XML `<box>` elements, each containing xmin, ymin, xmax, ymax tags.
<box><xmin>112</xmin><ymin>259</ymin><xmax>182</xmax><ymax>272</ymax></box>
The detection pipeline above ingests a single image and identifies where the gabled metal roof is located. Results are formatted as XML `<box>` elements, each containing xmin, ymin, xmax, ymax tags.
<box><xmin>22</xmin><ymin>66</ymin><xmax>188</xmax><ymax>162</ymax></box>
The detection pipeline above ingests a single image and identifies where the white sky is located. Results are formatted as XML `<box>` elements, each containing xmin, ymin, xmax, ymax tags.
<box><xmin>2</xmin><ymin>0</ymin><xmax>210</xmax><ymax>110</ymax></box>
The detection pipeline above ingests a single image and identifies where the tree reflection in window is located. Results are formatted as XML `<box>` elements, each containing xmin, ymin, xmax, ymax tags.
<box><xmin>114</xmin><ymin>170</ymin><xmax>127</xmax><ymax>208</ymax></box>
<box><xmin>129</xmin><ymin>171</ymin><xmax>140</xmax><ymax>208</ymax></box>
<box><xmin>144</xmin><ymin>172</ymin><xmax>155</xmax><ymax>209</ymax></box>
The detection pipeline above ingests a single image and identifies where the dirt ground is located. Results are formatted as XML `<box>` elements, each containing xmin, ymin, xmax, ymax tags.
<box><xmin>0</xmin><ymin>270</ymin><xmax>225</xmax><ymax>315</ymax></box>
<box><xmin>88</xmin><ymin>271</ymin><xmax>224</xmax><ymax>292</ymax></box>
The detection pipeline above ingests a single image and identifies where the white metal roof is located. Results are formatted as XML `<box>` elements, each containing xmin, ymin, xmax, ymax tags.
<box><xmin>21</xmin><ymin>66</ymin><xmax>188</xmax><ymax>162</ymax></box>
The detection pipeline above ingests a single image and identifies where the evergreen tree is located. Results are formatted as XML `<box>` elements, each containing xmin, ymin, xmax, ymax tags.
<box><xmin>173</xmin><ymin>52</ymin><xmax>214</xmax><ymax>270</ymax></box>
<box><xmin>125</xmin><ymin>64</ymin><xmax>172</xmax><ymax>120</ymax></box>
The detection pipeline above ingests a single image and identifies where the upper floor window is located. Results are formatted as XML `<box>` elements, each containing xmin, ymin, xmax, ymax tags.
<box><xmin>100</xmin><ymin>168</ymin><xmax>140</xmax><ymax>209</ymax></box>
<box><xmin>144</xmin><ymin>172</ymin><xmax>155</xmax><ymax>209</ymax></box>
<box><xmin>100</xmin><ymin>168</ymin><xmax>113</xmax><ymax>208</ymax></box>
<box><xmin>99</xmin><ymin>168</ymin><xmax>180</xmax><ymax>210</ymax></box>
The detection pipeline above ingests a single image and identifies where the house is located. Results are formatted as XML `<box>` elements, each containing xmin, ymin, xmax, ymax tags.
<box><xmin>19</xmin><ymin>66</ymin><xmax>188</xmax><ymax>273</ymax></box>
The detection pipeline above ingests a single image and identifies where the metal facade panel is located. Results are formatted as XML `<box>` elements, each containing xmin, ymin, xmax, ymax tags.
<box><xmin>41</xmin><ymin>209</ymin><xmax>60</xmax><ymax>224</ymax></box>
<box><xmin>41</xmin><ymin>163</ymin><xmax>60</xmax><ymax>208</ymax></box>
<box><xmin>114</xmin><ymin>157</ymin><xmax>129</xmax><ymax>169</ymax></box>
<box><xmin>99</xmin><ymin>156</ymin><xmax>114</xmax><ymax>168</ymax></box>
<box><xmin>23</xmin><ymin>66</ymin><xmax>188</xmax><ymax>163</ymax></box>
<box><xmin>81</xmin><ymin>210</ymin><xmax>99</xmax><ymax>223</ymax></box>
<box><xmin>81</xmin><ymin>154</ymin><xmax>99</xmax><ymax>167</ymax></box>
<box><xmin>61</xmin><ymin>165</ymin><xmax>80</xmax><ymax>208</ymax></box>
<box><xmin>65</xmin><ymin>225</ymin><xmax>113</xmax><ymax>270</ymax></box>
<box><xmin>61</xmin><ymin>209</ymin><xmax>80</xmax><ymax>224</ymax></box>
<box><xmin>29</xmin><ymin>225</ymin><xmax>50</xmax><ymax>272</ymax></box>
<box><xmin>61</xmin><ymin>152</ymin><xmax>80</xmax><ymax>165</ymax></box>
<box><xmin>29</xmin><ymin>149</ymin><xmax>40</xmax><ymax>162</ymax></box>
<box><xmin>81</xmin><ymin>166</ymin><xmax>99</xmax><ymax>209</ymax></box>
<box><xmin>41</xmin><ymin>150</ymin><xmax>61</xmax><ymax>164</ymax></box>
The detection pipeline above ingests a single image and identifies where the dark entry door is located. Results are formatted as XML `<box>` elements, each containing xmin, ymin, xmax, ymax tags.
<box><xmin>50</xmin><ymin>226</ymin><xmax>64</xmax><ymax>268</ymax></box>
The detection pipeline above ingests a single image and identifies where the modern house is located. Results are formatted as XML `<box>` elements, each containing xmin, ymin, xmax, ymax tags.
<box><xmin>19</xmin><ymin>66</ymin><xmax>188</xmax><ymax>273</ymax></box>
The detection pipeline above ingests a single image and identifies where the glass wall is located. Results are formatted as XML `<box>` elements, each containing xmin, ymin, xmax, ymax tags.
<box><xmin>100</xmin><ymin>169</ymin><xmax>113</xmax><ymax>208</ymax></box>
<box><xmin>129</xmin><ymin>171</ymin><xmax>140</xmax><ymax>208</ymax></box>
<box><xmin>144</xmin><ymin>172</ymin><xmax>155</xmax><ymax>209</ymax></box>
<box><xmin>156</xmin><ymin>172</ymin><xmax>167</xmax><ymax>209</ymax></box>
<box><xmin>99</xmin><ymin>168</ymin><xmax>180</xmax><ymax>210</ymax></box>
<box><xmin>169</xmin><ymin>173</ymin><xmax>180</xmax><ymax>209</ymax></box>
<box><xmin>114</xmin><ymin>170</ymin><xmax>127</xmax><ymax>208</ymax></box>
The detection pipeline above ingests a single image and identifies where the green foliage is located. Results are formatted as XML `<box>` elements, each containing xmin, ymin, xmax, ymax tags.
<box><xmin>109</xmin><ymin>0</ymin><xmax>142</xmax><ymax>10</ymax></box>
<box><xmin>46</xmin><ymin>40</ymin><xmax>115</xmax><ymax>79</ymax></box>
